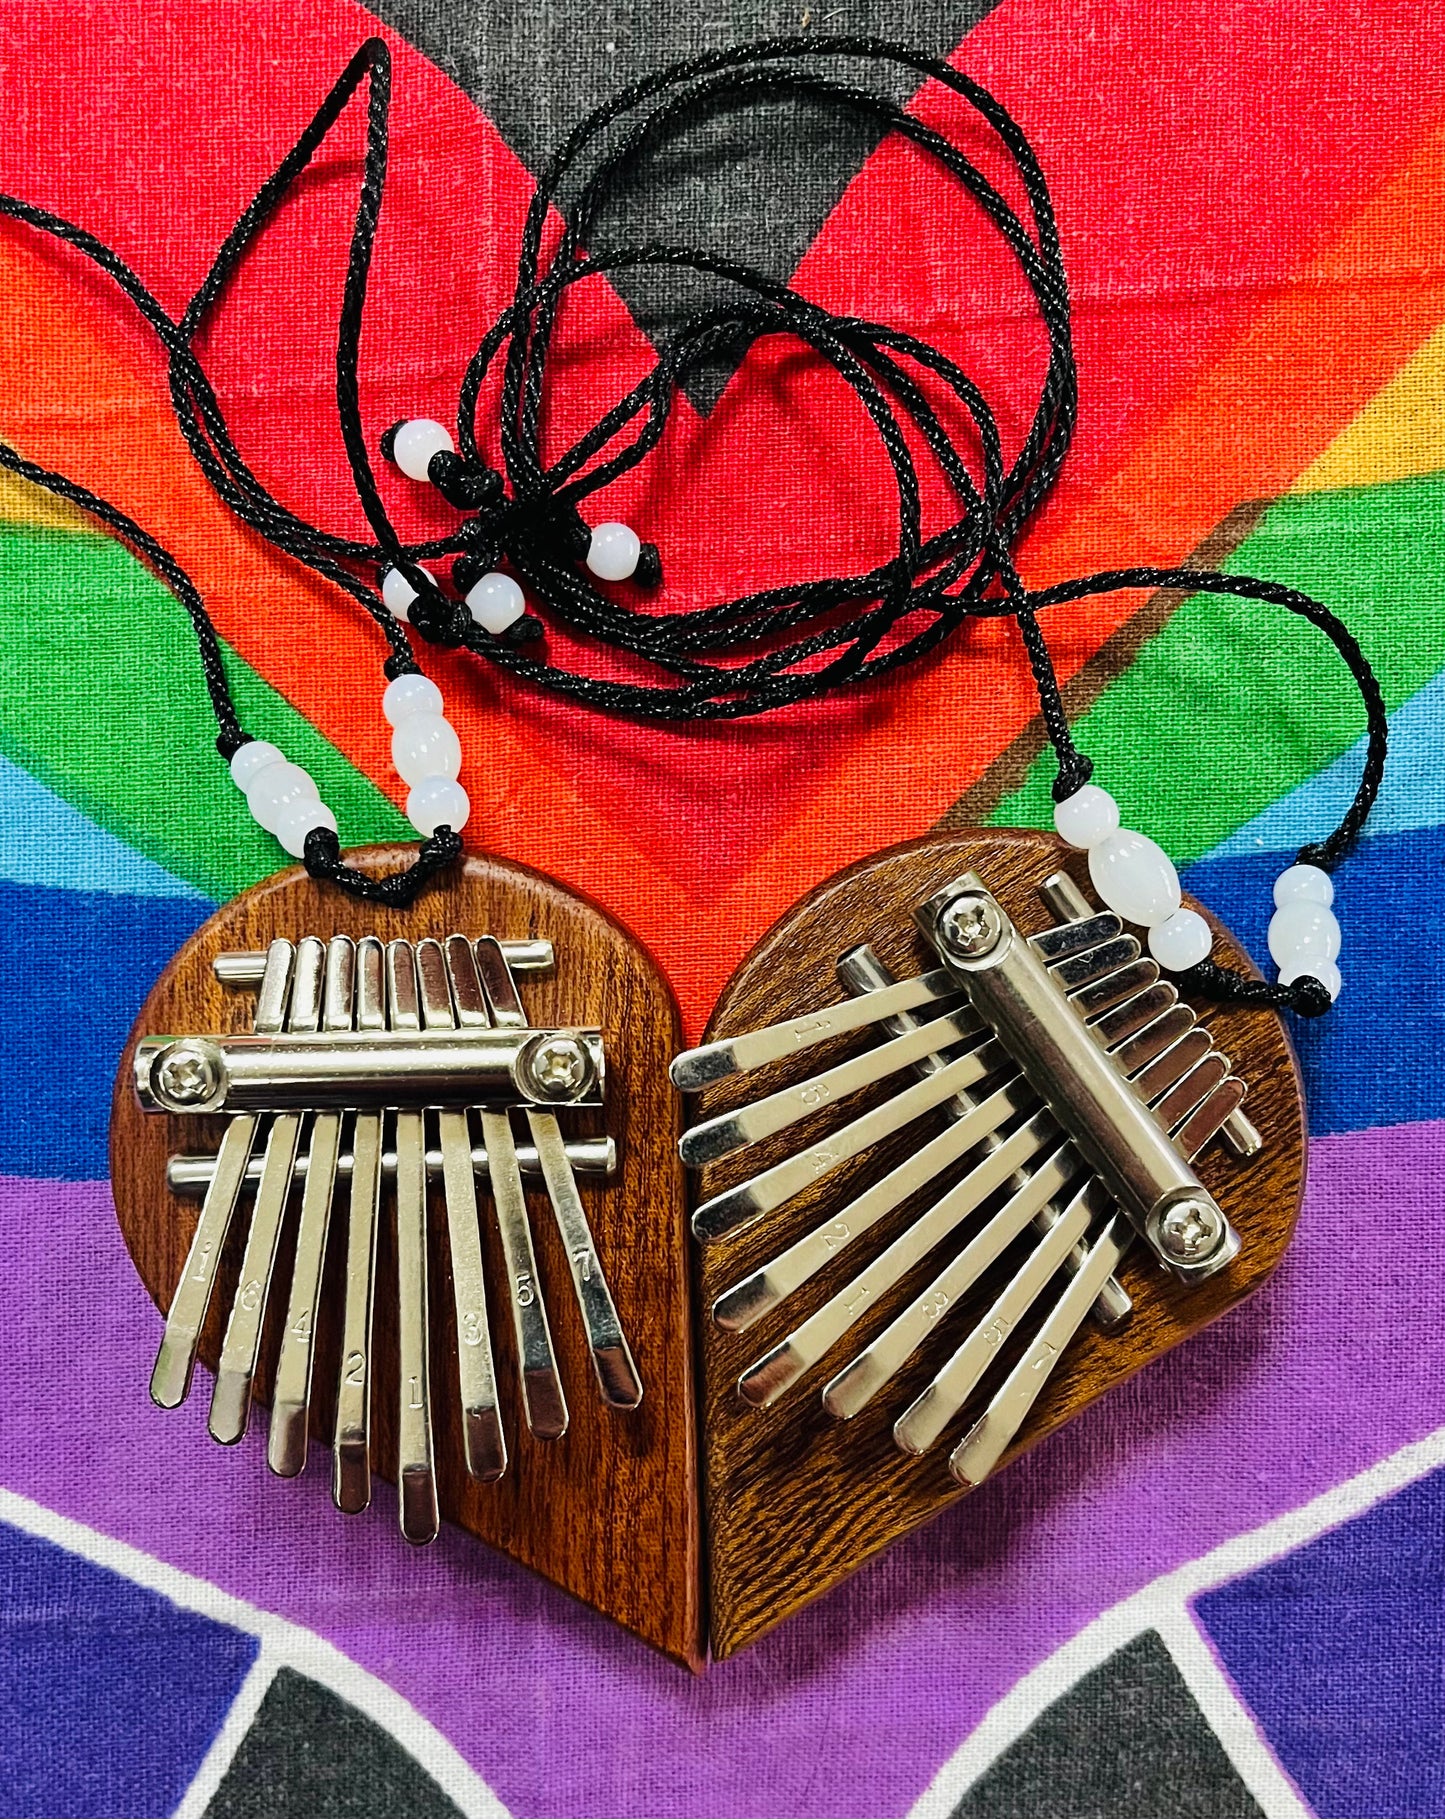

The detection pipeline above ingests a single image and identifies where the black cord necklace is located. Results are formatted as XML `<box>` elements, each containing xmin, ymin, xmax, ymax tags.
<box><xmin>0</xmin><ymin>35</ymin><xmax>1381</xmax><ymax>1010</ymax></box>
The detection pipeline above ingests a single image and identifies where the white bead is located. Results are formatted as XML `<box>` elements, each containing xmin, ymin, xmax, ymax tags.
<box><xmin>1268</xmin><ymin>900</ymin><xmax>1341</xmax><ymax>966</ymax></box>
<box><xmin>1053</xmin><ymin>784</ymin><xmax>1120</xmax><ymax>850</ymax></box>
<box><xmin>380</xmin><ymin>564</ymin><xmax>436</xmax><ymax>621</ymax></box>
<box><xmin>274</xmin><ymin>798</ymin><xmax>337</xmax><ymax>859</ymax></box>
<box><xmin>1273</xmin><ymin>863</ymin><xmax>1334</xmax><ymax>910</ymax></box>
<box><xmin>1280</xmin><ymin>956</ymin><xmax>1343</xmax><ymax>1001</ymax></box>
<box><xmin>391</xmin><ymin>712</ymin><xmax>461</xmax><ymax>785</ymax></box>
<box><xmin>1148</xmin><ymin>907</ymin><xmax>1213</xmax><ymax>972</ymax></box>
<box><xmin>1087</xmin><ymin>828</ymin><xmax>1182</xmax><ymax>928</ymax></box>
<box><xmin>407</xmin><ymin>775</ymin><xmax>470</xmax><ymax>836</ymax></box>
<box><xmin>246</xmin><ymin>761</ymin><xmax>319</xmax><ymax>835</ymax></box>
<box><xmin>391</xmin><ymin>420</ymin><xmax>454</xmax><ymax>483</ymax></box>
<box><xmin>229</xmin><ymin>740</ymin><xmax>285</xmax><ymax>789</ymax></box>
<box><xmin>585</xmin><ymin>521</ymin><xmax>641</xmax><ymax>581</ymax></box>
<box><xmin>465</xmin><ymin>571</ymin><xmax>526</xmax><ymax>635</ymax></box>
<box><xmin>382</xmin><ymin>673</ymin><xmax>444</xmax><ymax>726</ymax></box>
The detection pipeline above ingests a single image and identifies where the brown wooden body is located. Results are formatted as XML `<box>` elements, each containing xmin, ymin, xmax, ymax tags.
<box><xmin>109</xmin><ymin>846</ymin><xmax>702</xmax><ymax>1668</ymax></box>
<box><xmin>692</xmin><ymin>828</ymin><xmax>1306</xmax><ymax>1660</ymax></box>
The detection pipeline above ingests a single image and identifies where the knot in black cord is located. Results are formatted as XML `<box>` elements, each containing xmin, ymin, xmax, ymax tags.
<box><xmin>427</xmin><ymin>449</ymin><xmax>505</xmax><ymax>511</ymax></box>
<box><xmin>483</xmin><ymin>490</ymin><xmax>591</xmax><ymax>565</ymax></box>
<box><xmin>302</xmin><ymin>824</ymin><xmax>463</xmax><ymax>907</ymax></box>
<box><xmin>406</xmin><ymin>584</ymin><xmax>473</xmax><ymax>648</ymax></box>
<box><xmin>1180</xmin><ymin>958</ymin><xmax>1333</xmax><ymax>1019</ymax></box>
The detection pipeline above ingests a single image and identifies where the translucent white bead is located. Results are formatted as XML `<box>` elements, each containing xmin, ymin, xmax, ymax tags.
<box><xmin>1280</xmin><ymin>956</ymin><xmax>1343</xmax><ymax>1001</ymax></box>
<box><xmin>585</xmin><ymin>521</ymin><xmax>641</xmax><ymax>581</ymax></box>
<box><xmin>274</xmin><ymin>798</ymin><xmax>337</xmax><ymax>859</ymax></box>
<box><xmin>1273</xmin><ymin>863</ymin><xmax>1334</xmax><ymax>909</ymax></box>
<box><xmin>229</xmin><ymin>740</ymin><xmax>285</xmax><ymax>789</ymax></box>
<box><xmin>1053</xmin><ymin>783</ymin><xmax>1120</xmax><ymax>850</ymax></box>
<box><xmin>391</xmin><ymin>712</ymin><xmax>461</xmax><ymax>785</ymax></box>
<box><xmin>1148</xmin><ymin>907</ymin><xmax>1212</xmax><ymax>972</ymax></box>
<box><xmin>382</xmin><ymin>672</ymin><xmax>444</xmax><ymax>726</ymax></box>
<box><xmin>1268</xmin><ymin>900</ymin><xmax>1341</xmax><ymax>966</ymax></box>
<box><xmin>407</xmin><ymin>775</ymin><xmax>470</xmax><ymax>836</ymax></box>
<box><xmin>246</xmin><ymin>761</ymin><xmax>319</xmax><ymax>835</ymax></box>
<box><xmin>1087</xmin><ymin>828</ymin><xmax>1182</xmax><ymax>928</ymax></box>
<box><xmin>380</xmin><ymin>564</ymin><xmax>436</xmax><ymax>621</ymax></box>
<box><xmin>391</xmin><ymin>420</ymin><xmax>454</xmax><ymax>483</ymax></box>
<box><xmin>465</xmin><ymin>571</ymin><xmax>526</xmax><ymax>635</ymax></box>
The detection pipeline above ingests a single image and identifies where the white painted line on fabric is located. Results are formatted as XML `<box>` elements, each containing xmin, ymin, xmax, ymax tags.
<box><xmin>171</xmin><ymin>1650</ymin><xmax>279</xmax><ymax>1819</ymax></box>
<box><xmin>907</xmin><ymin>1424</ymin><xmax>1445</xmax><ymax>1818</ymax></box>
<box><xmin>1153</xmin><ymin>1605</ymin><xmax>1314</xmax><ymax>1819</ymax></box>
<box><xmin>0</xmin><ymin>1488</ymin><xmax>510</xmax><ymax>1819</ymax></box>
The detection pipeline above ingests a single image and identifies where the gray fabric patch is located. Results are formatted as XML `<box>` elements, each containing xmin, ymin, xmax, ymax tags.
<box><xmin>203</xmin><ymin>1667</ymin><xmax>463</xmax><ymax>1819</ymax></box>
<box><xmin>369</xmin><ymin>0</ymin><xmax>1002</xmax><ymax>407</ymax></box>
<box><xmin>949</xmin><ymin>1630</ymin><xmax>1267</xmax><ymax>1819</ymax></box>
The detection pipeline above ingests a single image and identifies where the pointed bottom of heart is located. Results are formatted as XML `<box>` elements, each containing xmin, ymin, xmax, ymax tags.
<box><xmin>109</xmin><ymin>833</ymin><xmax>1304</xmax><ymax>1670</ymax></box>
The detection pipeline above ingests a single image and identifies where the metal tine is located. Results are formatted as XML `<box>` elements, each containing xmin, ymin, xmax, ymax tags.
<box><xmin>209</xmin><ymin>936</ymin><xmax>323</xmax><ymax>1444</ymax></box>
<box><xmin>670</xmin><ymin>968</ymin><xmax>967</xmax><ymax>1090</ymax></box>
<box><xmin>1086</xmin><ymin>981</ymin><xmax>1178</xmax><ymax>1048</ymax></box>
<box><xmin>1153</xmin><ymin>1054</ymin><xmax>1230</xmax><ymax>1131</ymax></box>
<box><xmin>950</xmin><ymin>1207</ymin><xmax>1131</xmax><ymax>1487</ymax></box>
<box><xmin>829</xmin><ymin>1024</ymin><xmax>1232</xmax><ymax>1421</ymax></box>
<box><xmin>423</xmin><ymin>938</ymin><xmax>506</xmax><ymax>1481</ymax></box>
<box><xmin>1174</xmin><ymin>1076</ymin><xmax>1247</xmax><ymax>1157</ymax></box>
<box><xmin>712</xmin><ymin>1075</ymin><xmax>1033</xmax><ymax>1334</ymax></box>
<box><xmin>268</xmin><ymin>935</ymin><xmax>354</xmax><ymax>1478</ymax></box>
<box><xmin>1128</xmin><ymin>1027</ymin><xmax>1212</xmax><ymax>1100</ymax></box>
<box><xmin>947</xmin><ymin>1084</ymin><xmax>1246</xmax><ymax>1487</ymax></box>
<box><xmin>478</xmin><ymin>932</ymin><xmax>640</xmax><ymax>1412</ymax></box>
<box><xmin>1069</xmin><ymin>959</ymin><xmax>1161</xmax><ymax>1021</ymax></box>
<box><xmin>737</xmin><ymin>1100</ymin><xmax>1055</xmax><ymax>1409</ymax></box>
<box><xmin>388</xmin><ymin>941</ymin><xmax>439</xmax><ymax>1545</ymax></box>
<box><xmin>1028</xmin><ymin>911</ymin><xmax>1122</xmax><ymax>962</ymax></box>
<box><xmin>893</xmin><ymin>1178</ymin><xmax>1106</xmax><ymax>1456</ymax></box>
<box><xmin>833</xmin><ymin>946</ymin><xmax>1132</xmax><ymax>1332</ymax></box>
<box><xmin>1109</xmin><ymin>1006</ymin><xmax>1198</xmax><ymax>1077</ymax></box>
<box><xmin>1046</xmin><ymin>935</ymin><xmax>1141</xmax><ymax>994</ymax></box>
<box><xmin>821</xmin><ymin>1140</ymin><xmax>1080</xmax><ymax>1418</ymax></box>
<box><xmin>466</xmin><ymin>939</ymin><xmax>569</xmax><ymax>1441</ymax></box>
<box><xmin>691</xmin><ymin>1037</ymin><xmax>1008</xmax><ymax>1243</ymax></box>
<box><xmin>333</xmin><ymin>936</ymin><xmax>385</xmax><ymax>1515</ymax></box>
<box><xmin>151</xmin><ymin>938</ymin><xmax>294</xmax><ymax>1410</ymax></box>
<box><xmin>679</xmin><ymin>1006</ymin><xmax>986</xmax><ymax>1168</ymax></box>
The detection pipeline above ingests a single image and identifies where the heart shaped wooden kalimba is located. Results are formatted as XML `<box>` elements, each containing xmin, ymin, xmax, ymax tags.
<box><xmin>111</xmin><ymin>829</ymin><xmax>1305</xmax><ymax>1669</ymax></box>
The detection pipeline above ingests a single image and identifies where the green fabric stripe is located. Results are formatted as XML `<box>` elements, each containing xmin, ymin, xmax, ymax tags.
<box><xmin>0</xmin><ymin>525</ymin><xmax>410</xmax><ymax>900</ymax></box>
<box><xmin>993</xmin><ymin>470</ymin><xmax>1445</xmax><ymax>858</ymax></box>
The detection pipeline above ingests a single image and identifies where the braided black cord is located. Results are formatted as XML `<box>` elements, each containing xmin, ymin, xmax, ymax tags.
<box><xmin>0</xmin><ymin>36</ymin><xmax>1385</xmax><ymax>998</ymax></box>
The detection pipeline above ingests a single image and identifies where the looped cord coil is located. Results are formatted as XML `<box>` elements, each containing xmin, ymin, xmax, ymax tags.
<box><xmin>0</xmin><ymin>36</ymin><xmax>1385</xmax><ymax>1008</ymax></box>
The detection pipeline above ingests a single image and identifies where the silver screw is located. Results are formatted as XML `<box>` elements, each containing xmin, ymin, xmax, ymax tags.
<box><xmin>938</xmin><ymin>891</ymin><xmax>1005</xmax><ymax>960</ymax></box>
<box><xmin>156</xmin><ymin>1043</ymin><xmax>219</xmax><ymax>1107</ymax></box>
<box><xmin>1157</xmin><ymin>1197</ymin><xmax>1226</xmax><ymax>1264</ymax></box>
<box><xmin>523</xmin><ymin>1034</ymin><xmax>591</xmax><ymax>1101</ymax></box>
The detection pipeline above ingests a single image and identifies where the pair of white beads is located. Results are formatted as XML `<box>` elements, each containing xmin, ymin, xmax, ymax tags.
<box><xmin>1053</xmin><ymin>784</ymin><xmax>1213</xmax><ymax>972</ymax></box>
<box><xmin>1268</xmin><ymin>864</ymin><xmax>1342</xmax><ymax>1001</ymax></box>
<box><xmin>381</xmin><ymin>563</ymin><xmax>526</xmax><ymax>637</ymax></box>
<box><xmin>386</xmin><ymin>419</ymin><xmax>644</xmax><ymax>581</ymax></box>
<box><xmin>230</xmin><ymin>742</ymin><xmax>337</xmax><ymax>859</ymax></box>
<box><xmin>381</xmin><ymin>672</ymin><xmax>470</xmax><ymax>837</ymax></box>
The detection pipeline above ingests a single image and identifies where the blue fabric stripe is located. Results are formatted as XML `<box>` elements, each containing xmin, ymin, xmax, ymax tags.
<box><xmin>1183</xmin><ymin>822</ymin><xmax>1445</xmax><ymax>1135</ymax></box>
<box><xmin>0</xmin><ymin>879</ymin><xmax>213</xmax><ymax>1179</ymax></box>
<box><xmin>0</xmin><ymin>1519</ymin><xmax>256</xmax><ymax>1818</ymax></box>
<box><xmin>0</xmin><ymin>752</ymin><xmax>208</xmax><ymax>900</ymax></box>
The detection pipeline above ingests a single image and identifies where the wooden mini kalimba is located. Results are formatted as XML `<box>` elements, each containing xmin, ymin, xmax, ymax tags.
<box><xmin>134</xmin><ymin>930</ymin><xmax>640</xmax><ymax>1543</ymax></box>
<box><xmin>676</xmin><ymin>862</ymin><xmax>1269</xmax><ymax>1484</ymax></box>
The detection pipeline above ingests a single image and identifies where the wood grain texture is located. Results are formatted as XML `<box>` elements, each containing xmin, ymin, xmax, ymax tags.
<box><xmin>110</xmin><ymin>845</ymin><xmax>702</xmax><ymax>1669</ymax></box>
<box><xmin>692</xmin><ymin>829</ymin><xmax>1306</xmax><ymax>1660</ymax></box>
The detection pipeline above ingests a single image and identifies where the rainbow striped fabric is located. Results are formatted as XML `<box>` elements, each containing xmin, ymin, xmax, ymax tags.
<box><xmin>0</xmin><ymin>2</ymin><xmax>1442</xmax><ymax>1814</ymax></box>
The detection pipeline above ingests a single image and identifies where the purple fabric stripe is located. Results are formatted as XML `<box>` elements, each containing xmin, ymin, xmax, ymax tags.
<box><xmin>0</xmin><ymin>1117</ymin><xmax>1438</xmax><ymax>1819</ymax></box>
